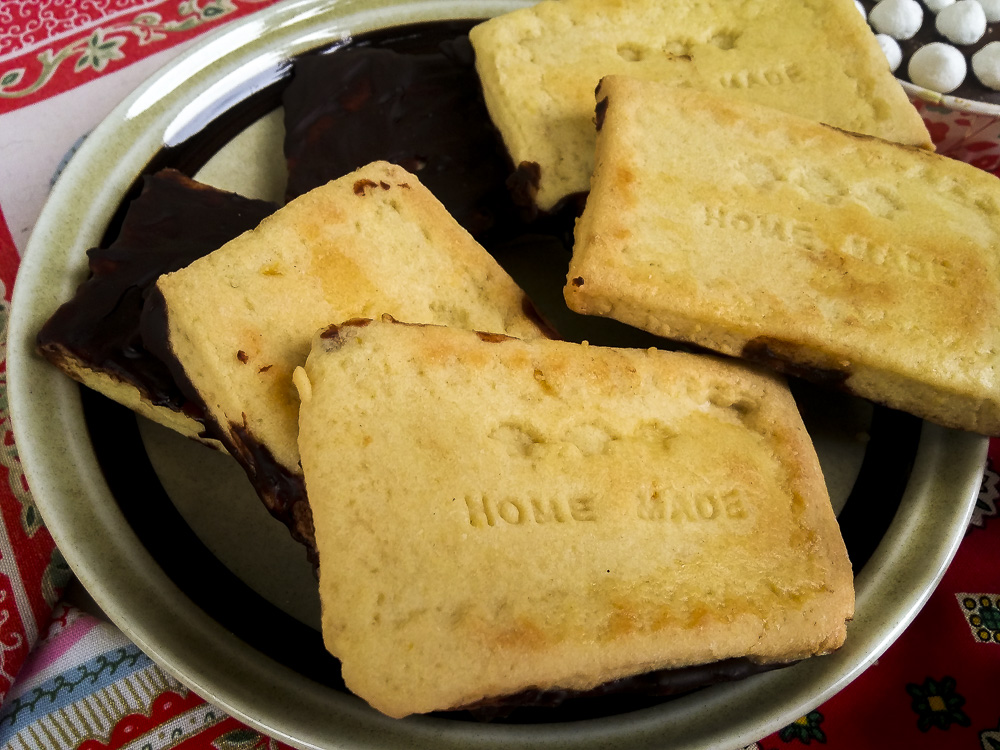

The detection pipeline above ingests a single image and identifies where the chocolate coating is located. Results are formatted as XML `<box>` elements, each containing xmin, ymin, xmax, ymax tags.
<box><xmin>458</xmin><ymin>657</ymin><xmax>791</xmax><ymax>722</ymax></box>
<box><xmin>229</xmin><ymin>419</ymin><xmax>316</xmax><ymax>563</ymax></box>
<box><xmin>282</xmin><ymin>26</ymin><xmax>515</xmax><ymax>237</ymax></box>
<box><xmin>140</xmin><ymin>283</ymin><xmax>318</xmax><ymax>565</ymax></box>
<box><xmin>595</xmin><ymin>95</ymin><xmax>610</xmax><ymax>132</ymax></box>
<box><xmin>37</xmin><ymin>170</ymin><xmax>276</xmax><ymax>413</ymax></box>
<box><xmin>742</xmin><ymin>337</ymin><xmax>851</xmax><ymax>389</ymax></box>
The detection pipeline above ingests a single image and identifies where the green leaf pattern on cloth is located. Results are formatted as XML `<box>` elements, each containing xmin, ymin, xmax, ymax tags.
<box><xmin>906</xmin><ymin>676</ymin><xmax>972</xmax><ymax>732</ymax></box>
<box><xmin>778</xmin><ymin>710</ymin><xmax>826</xmax><ymax>744</ymax></box>
<box><xmin>0</xmin><ymin>0</ymin><xmax>268</xmax><ymax>100</ymax></box>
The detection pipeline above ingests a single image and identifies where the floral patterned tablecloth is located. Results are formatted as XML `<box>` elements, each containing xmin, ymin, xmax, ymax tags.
<box><xmin>0</xmin><ymin>2</ymin><xmax>998</xmax><ymax>749</ymax></box>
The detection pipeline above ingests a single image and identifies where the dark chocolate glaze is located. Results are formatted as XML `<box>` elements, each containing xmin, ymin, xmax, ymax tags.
<box><xmin>229</xmin><ymin>420</ymin><xmax>316</xmax><ymax>563</ymax></box>
<box><xmin>506</xmin><ymin>161</ymin><xmax>543</xmax><ymax>211</ymax></box>
<box><xmin>282</xmin><ymin>23</ymin><xmax>585</xmax><ymax>239</ymax></box>
<box><xmin>741</xmin><ymin>337</ymin><xmax>851</xmax><ymax>390</ymax></box>
<box><xmin>140</xmin><ymin>284</ymin><xmax>318</xmax><ymax>565</ymax></box>
<box><xmin>595</xmin><ymin>95</ymin><xmax>610</xmax><ymax>132</ymax></box>
<box><xmin>283</xmin><ymin>26</ymin><xmax>516</xmax><ymax>238</ymax></box>
<box><xmin>319</xmin><ymin>317</ymin><xmax>373</xmax><ymax>342</ymax></box>
<box><xmin>36</xmin><ymin>170</ymin><xmax>276</xmax><ymax>414</ymax></box>
<box><xmin>457</xmin><ymin>657</ymin><xmax>791</xmax><ymax>722</ymax></box>
<box><xmin>861</xmin><ymin>0</ymin><xmax>1000</xmax><ymax>104</ymax></box>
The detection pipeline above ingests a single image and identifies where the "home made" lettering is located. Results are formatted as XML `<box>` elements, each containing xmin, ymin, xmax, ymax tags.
<box><xmin>636</xmin><ymin>489</ymin><xmax>750</xmax><ymax>523</ymax></box>
<box><xmin>718</xmin><ymin>63</ymin><xmax>805</xmax><ymax>90</ymax></box>
<box><xmin>700</xmin><ymin>205</ymin><xmax>823</xmax><ymax>251</ymax></box>
<box><xmin>464</xmin><ymin>494</ymin><xmax>596</xmax><ymax>528</ymax></box>
<box><xmin>837</xmin><ymin>234</ymin><xmax>956</xmax><ymax>286</ymax></box>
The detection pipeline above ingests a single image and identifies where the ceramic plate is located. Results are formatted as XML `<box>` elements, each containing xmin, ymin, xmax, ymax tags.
<box><xmin>7</xmin><ymin>1</ymin><xmax>988</xmax><ymax>748</ymax></box>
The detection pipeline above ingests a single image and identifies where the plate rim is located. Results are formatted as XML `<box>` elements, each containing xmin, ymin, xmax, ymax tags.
<box><xmin>7</xmin><ymin>1</ymin><xmax>989</xmax><ymax>747</ymax></box>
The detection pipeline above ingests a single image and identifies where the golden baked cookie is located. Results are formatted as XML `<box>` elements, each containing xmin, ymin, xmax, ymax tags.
<box><xmin>470</xmin><ymin>0</ymin><xmax>932</xmax><ymax>211</ymax></box>
<box><xmin>566</xmin><ymin>75</ymin><xmax>1000</xmax><ymax>435</ymax></box>
<box><xmin>296</xmin><ymin>317</ymin><xmax>854</xmax><ymax>718</ymax></box>
<box><xmin>147</xmin><ymin>162</ymin><xmax>551</xmax><ymax>556</ymax></box>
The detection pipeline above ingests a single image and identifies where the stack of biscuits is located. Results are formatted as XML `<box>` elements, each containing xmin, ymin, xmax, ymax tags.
<box><xmin>38</xmin><ymin>0</ymin><xmax>1000</xmax><ymax>720</ymax></box>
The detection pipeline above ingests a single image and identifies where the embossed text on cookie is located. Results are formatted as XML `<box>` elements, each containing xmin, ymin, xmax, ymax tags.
<box><xmin>464</xmin><ymin>495</ymin><xmax>596</xmax><ymax>527</ymax></box>
<box><xmin>636</xmin><ymin>489</ymin><xmax>750</xmax><ymax>523</ymax></box>
<box><xmin>701</xmin><ymin>205</ymin><xmax>822</xmax><ymax>250</ymax></box>
<box><xmin>718</xmin><ymin>63</ymin><xmax>804</xmax><ymax>90</ymax></box>
<box><xmin>836</xmin><ymin>234</ymin><xmax>956</xmax><ymax>285</ymax></box>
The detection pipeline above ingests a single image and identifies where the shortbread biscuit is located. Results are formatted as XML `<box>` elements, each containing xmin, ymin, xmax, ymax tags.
<box><xmin>143</xmin><ymin>162</ymin><xmax>552</xmax><ymax>557</ymax></box>
<box><xmin>37</xmin><ymin>170</ymin><xmax>275</xmax><ymax>448</ymax></box>
<box><xmin>566</xmin><ymin>76</ymin><xmax>1000</xmax><ymax>435</ymax></box>
<box><xmin>470</xmin><ymin>0</ymin><xmax>931</xmax><ymax>212</ymax></box>
<box><xmin>295</xmin><ymin>317</ymin><xmax>854</xmax><ymax>718</ymax></box>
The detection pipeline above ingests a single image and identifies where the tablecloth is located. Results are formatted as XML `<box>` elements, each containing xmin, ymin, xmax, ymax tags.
<box><xmin>0</xmin><ymin>2</ymin><xmax>997</xmax><ymax>748</ymax></box>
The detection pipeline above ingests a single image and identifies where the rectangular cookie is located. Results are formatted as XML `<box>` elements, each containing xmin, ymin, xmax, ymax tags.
<box><xmin>142</xmin><ymin>161</ymin><xmax>553</xmax><ymax>559</ymax></box>
<box><xmin>36</xmin><ymin>170</ymin><xmax>276</xmax><ymax>449</ymax></box>
<box><xmin>566</xmin><ymin>75</ymin><xmax>1000</xmax><ymax>435</ymax></box>
<box><xmin>470</xmin><ymin>0</ymin><xmax>931</xmax><ymax>212</ymax></box>
<box><xmin>294</xmin><ymin>317</ymin><xmax>854</xmax><ymax>718</ymax></box>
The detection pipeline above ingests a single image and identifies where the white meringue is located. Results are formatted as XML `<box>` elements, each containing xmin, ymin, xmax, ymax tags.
<box><xmin>935</xmin><ymin>0</ymin><xmax>987</xmax><ymax>45</ymax></box>
<box><xmin>909</xmin><ymin>42</ymin><xmax>967</xmax><ymax>91</ymax></box>
<box><xmin>972</xmin><ymin>41</ymin><xmax>1000</xmax><ymax>89</ymax></box>
<box><xmin>978</xmin><ymin>0</ymin><xmax>1000</xmax><ymax>22</ymax></box>
<box><xmin>923</xmin><ymin>0</ymin><xmax>955</xmax><ymax>12</ymax></box>
<box><xmin>869</xmin><ymin>0</ymin><xmax>925</xmax><ymax>39</ymax></box>
<box><xmin>876</xmin><ymin>33</ymin><xmax>904</xmax><ymax>70</ymax></box>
